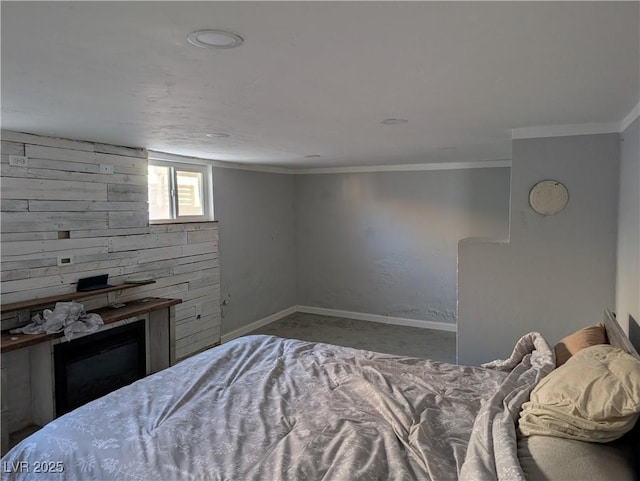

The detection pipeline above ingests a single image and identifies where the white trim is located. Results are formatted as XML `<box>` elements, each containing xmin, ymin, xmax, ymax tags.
<box><xmin>511</xmin><ymin>122</ymin><xmax>621</xmax><ymax>140</ymax></box>
<box><xmin>149</xmin><ymin>150</ymin><xmax>292</xmax><ymax>175</ymax></box>
<box><xmin>296</xmin><ymin>305</ymin><xmax>457</xmax><ymax>332</ymax></box>
<box><xmin>149</xmin><ymin>151</ymin><xmax>511</xmax><ymax>175</ymax></box>
<box><xmin>294</xmin><ymin>160</ymin><xmax>511</xmax><ymax>175</ymax></box>
<box><xmin>220</xmin><ymin>305</ymin><xmax>297</xmax><ymax>344</ymax></box>
<box><xmin>212</xmin><ymin>160</ymin><xmax>293</xmax><ymax>175</ymax></box>
<box><xmin>620</xmin><ymin>101</ymin><xmax>640</xmax><ymax>133</ymax></box>
<box><xmin>220</xmin><ymin>304</ymin><xmax>457</xmax><ymax>344</ymax></box>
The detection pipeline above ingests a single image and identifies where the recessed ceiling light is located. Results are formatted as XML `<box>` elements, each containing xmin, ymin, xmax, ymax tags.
<box><xmin>187</xmin><ymin>30</ymin><xmax>244</xmax><ymax>49</ymax></box>
<box><xmin>304</xmin><ymin>154</ymin><xmax>321</xmax><ymax>159</ymax></box>
<box><xmin>206</xmin><ymin>132</ymin><xmax>230</xmax><ymax>138</ymax></box>
<box><xmin>381</xmin><ymin>118</ymin><xmax>409</xmax><ymax>125</ymax></box>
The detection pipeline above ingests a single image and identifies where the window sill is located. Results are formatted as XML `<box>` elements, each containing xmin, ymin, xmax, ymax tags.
<box><xmin>150</xmin><ymin>219</ymin><xmax>217</xmax><ymax>225</ymax></box>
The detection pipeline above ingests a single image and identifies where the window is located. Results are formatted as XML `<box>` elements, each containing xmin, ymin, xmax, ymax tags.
<box><xmin>148</xmin><ymin>158</ymin><xmax>214</xmax><ymax>223</ymax></box>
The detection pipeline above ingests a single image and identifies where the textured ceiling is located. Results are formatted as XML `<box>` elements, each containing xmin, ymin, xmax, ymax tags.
<box><xmin>1</xmin><ymin>1</ymin><xmax>638</xmax><ymax>168</ymax></box>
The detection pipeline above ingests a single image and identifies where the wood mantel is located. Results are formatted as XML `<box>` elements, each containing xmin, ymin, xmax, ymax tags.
<box><xmin>1</xmin><ymin>297</ymin><xmax>181</xmax><ymax>353</ymax></box>
<box><xmin>0</xmin><ymin>282</ymin><xmax>155</xmax><ymax>314</ymax></box>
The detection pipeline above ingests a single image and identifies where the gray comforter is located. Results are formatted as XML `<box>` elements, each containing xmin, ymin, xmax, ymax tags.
<box><xmin>2</xmin><ymin>334</ymin><xmax>554</xmax><ymax>480</ymax></box>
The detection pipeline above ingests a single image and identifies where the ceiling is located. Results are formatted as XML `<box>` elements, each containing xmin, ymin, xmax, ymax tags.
<box><xmin>1</xmin><ymin>1</ymin><xmax>638</xmax><ymax>169</ymax></box>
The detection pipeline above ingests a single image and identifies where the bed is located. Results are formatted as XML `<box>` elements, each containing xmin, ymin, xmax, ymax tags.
<box><xmin>2</xmin><ymin>310</ymin><xmax>639</xmax><ymax>481</ymax></box>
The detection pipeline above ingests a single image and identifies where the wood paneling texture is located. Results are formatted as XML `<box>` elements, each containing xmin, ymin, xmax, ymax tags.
<box><xmin>1</xmin><ymin>132</ymin><xmax>221</xmax><ymax>360</ymax></box>
<box><xmin>3</xmin><ymin>349</ymin><xmax>31</xmax><ymax>434</ymax></box>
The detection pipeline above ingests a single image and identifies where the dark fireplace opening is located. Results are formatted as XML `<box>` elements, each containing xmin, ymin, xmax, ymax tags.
<box><xmin>54</xmin><ymin>320</ymin><xmax>146</xmax><ymax>416</ymax></box>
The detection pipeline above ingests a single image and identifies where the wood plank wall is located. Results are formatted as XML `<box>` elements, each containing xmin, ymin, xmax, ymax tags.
<box><xmin>1</xmin><ymin>131</ymin><xmax>221</xmax><ymax>360</ymax></box>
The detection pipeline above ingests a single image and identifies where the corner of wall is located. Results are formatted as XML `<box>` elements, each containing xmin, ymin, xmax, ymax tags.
<box><xmin>458</xmin><ymin>132</ymin><xmax>621</xmax><ymax>365</ymax></box>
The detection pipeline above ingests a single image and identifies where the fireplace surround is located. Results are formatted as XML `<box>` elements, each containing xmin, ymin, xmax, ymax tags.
<box><xmin>1</xmin><ymin>296</ymin><xmax>180</xmax><ymax>455</ymax></box>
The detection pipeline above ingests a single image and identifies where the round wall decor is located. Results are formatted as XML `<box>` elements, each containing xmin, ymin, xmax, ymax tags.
<box><xmin>529</xmin><ymin>180</ymin><xmax>569</xmax><ymax>215</ymax></box>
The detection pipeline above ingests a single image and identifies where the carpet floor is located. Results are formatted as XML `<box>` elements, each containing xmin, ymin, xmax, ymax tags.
<box><xmin>249</xmin><ymin>312</ymin><xmax>456</xmax><ymax>363</ymax></box>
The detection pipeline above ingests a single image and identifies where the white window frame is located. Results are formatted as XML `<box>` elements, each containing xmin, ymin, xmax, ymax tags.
<box><xmin>148</xmin><ymin>156</ymin><xmax>214</xmax><ymax>224</ymax></box>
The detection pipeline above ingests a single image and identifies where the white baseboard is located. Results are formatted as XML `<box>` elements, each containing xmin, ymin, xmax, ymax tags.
<box><xmin>295</xmin><ymin>305</ymin><xmax>457</xmax><ymax>332</ymax></box>
<box><xmin>221</xmin><ymin>304</ymin><xmax>457</xmax><ymax>344</ymax></box>
<box><xmin>221</xmin><ymin>305</ymin><xmax>297</xmax><ymax>343</ymax></box>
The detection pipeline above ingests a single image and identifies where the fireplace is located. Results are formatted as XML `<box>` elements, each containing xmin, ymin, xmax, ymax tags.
<box><xmin>54</xmin><ymin>320</ymin><xmax>146</xmax><ymax>416</ymax></box>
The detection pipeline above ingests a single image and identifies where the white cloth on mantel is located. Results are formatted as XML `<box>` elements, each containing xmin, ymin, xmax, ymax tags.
<box><xmin>10</xmin><ymin>301</ymin><xmax>103</xmax><ymax>341</ymax></box>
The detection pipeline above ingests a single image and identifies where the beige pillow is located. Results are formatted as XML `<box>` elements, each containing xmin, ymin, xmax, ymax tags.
<box><xmin>519</xmin><ymin>345</ymin><xmax>640</xmax><ymax>442</ymax></box>
<box><xmin>554</xmin><ymin>324</ymin><xmax>607</xmax><ymax>367</ymax></box>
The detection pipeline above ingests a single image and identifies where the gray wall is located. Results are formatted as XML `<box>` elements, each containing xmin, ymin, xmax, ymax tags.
<box><xmin>295</xmin><ymin>169</ymin><xmax>511</xmax><ymax>324</ymax></box>
<box><xmin>616</xmin><ymin>118</ymin><xmax>640</xmax><ymax>338</ymax></box>
<box><xmin>213</xmin><ymin>168</ymin><xmax>297</xmax><ymax>336</ymax></box>
<box><xmin>458</xmin><ymin>134</ymin><xmax>620</xmax><ymax>365</ymax></box>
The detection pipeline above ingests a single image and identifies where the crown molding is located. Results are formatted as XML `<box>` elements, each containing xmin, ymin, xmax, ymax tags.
<box><xmin>512</xmin><ymin>103</ymin><xmax>640</xmax><ymax>140</ymax></box>
<box><xmin>620</xmin><ymin>101</ymin><xmax>640</xmax><ymax>133</ymax></box>
<box><xmin>210</xmin><ymin>161</ymin><xmax>292</xmax><ymax>175</ymax></box>
<box><xmin>148</xmin><ymin>150</ymin><xmax>292</xmax><ymax>174</ymax></box>
<box><xmin>293</xmin><ymin>159</ymin><xmax>512</xmax><ymax>175</ymax></box>
<box><xmin>150</xmin><ymin>151</ymin><xmax>511</xmax><ymax>174</ymax></box>
<box><xmin>511</xmin><ymin>122</ymin><xmax>621</xmax><ymax>140</ymax></box>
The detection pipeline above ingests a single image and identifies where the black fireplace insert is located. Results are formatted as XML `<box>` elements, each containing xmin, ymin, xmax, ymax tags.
<box><xmin>54</xmin><ymin>320</ymin><xmax>146</xmax><ymax>416</ymax></box>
